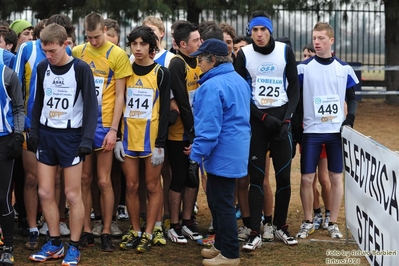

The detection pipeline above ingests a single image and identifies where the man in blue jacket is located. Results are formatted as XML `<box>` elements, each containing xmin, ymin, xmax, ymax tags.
<box><xmin>189</xmin><ymin>38</ymin><xmax>251</xmax><ymax>266</ymax></box>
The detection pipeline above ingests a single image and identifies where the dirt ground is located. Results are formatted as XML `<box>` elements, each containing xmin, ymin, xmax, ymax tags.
<box><xmin>11</xmin><ymin>98</ymin><xmax>398</xmax><ymax>265</ymax></box>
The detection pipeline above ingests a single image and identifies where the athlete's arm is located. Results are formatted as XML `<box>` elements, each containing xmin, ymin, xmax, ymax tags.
<box><xmin>155</xmin><ymin>66</ymin><xmax>171</xmax><ymax>148</ymax></box>
<box><xmin>5</xmin><ymin>67</ymin><xmax>24</xmax><ymax>133</ymax></box>
<box><xmin>345</xmin><ymin>87</ymin><xmax>357</xmax><ymax>115</ymax></box>
<box><xmin>282</xmin><ymin>45</ymin><xmax>300</xmax><ymax>121</ymax></box>
<box><xmin>77</xmin><ymin>60</ymin><xmax>98</xmax><ymax>149</ymax></box>
<box><xmin>102</xmin><ymin>77</ymin><xmax>125</xmax><ymax>152</ymax></box>
<box><xmin>169</xmin><ymin>57</ymin><xmax>195</xmax><ymax>143</ymax></box>
<box><xmin>30</xmin><ymin>62</ymin><xmax>46</xmax><ymax>139</ymax></box>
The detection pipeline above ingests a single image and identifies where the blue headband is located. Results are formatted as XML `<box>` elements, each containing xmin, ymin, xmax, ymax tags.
<box><xmin>249</xmin><ymin>17</ymin><xmax>273</xmax><ymax>34</ymax></box>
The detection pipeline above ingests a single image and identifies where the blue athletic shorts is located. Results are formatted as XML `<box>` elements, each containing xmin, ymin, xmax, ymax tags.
<box><xmin>300</xmin><ymin>133</ymin><xmax>343</xmax><ymax>174</ymax></box>
<box><xmin>93</xmin><ymin>126</ymin><xmax>110</xmax><ymax>151</ymax></box>
<box><xmin>36</xmin><ymin>126</ymin><xmax>82</xmax><ymax>168</ymax></box>
<box><xmin>125</xmin><ymin>149</ymin><xmax>151</xmax><ymax>158</ymax></box>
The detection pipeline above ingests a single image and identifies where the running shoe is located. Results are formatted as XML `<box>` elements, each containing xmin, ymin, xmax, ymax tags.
<box><xmin>201</xmin><ymin>245</ymin><xmax>220</xmax><ymax>259</ymax></box>
<box><xmin>110</xmin><ymin>221</ymin><xmax>123</xmax><ymax>237</ymax></box>
<box><xmin>62</xmin><ymin>244</ymin><xmax>80</xmax><ymax>266</ymax></box>
<box><xmin>60</xmin><ymin>222</ymin><xmax>70</xmax><ymax>236</ymax></box>
<box><xmin>136</xmin><ymin>233</ymin><xmax>152</xmax><ymax>253</ymax></box>
<box><xmin>275</xmin><ymin>225</ymin><xmax>297</xmax><ymax>245</ymax></box>
<box><xmin>29</xmin><ymin>241</ymin><xmax>64</xmax><ymax>262</ymax></box>
<box><xmin>25</xmin><ymin>231</ymin><xmax>39</xmax><ymax>250</ymax></box>
<box><xmin>262</xmin><ymin>223</ymin><xmax>275</xmax><ymax>242</ymax></box>
<box><xmin>242</xmin><ymin>231</ymin><xmax>262</xmax><ymax>251</ymax></box>
<box><xmin>78</xmin><ymin>232</ymin><xmax>94</xmax><ymax>249</ymax></box>
<box><xmin>152</xmin><ymin>226</ymin><xmax>166</xmax><ymax>246</ymax></box>
<box><xmin>197</xmin><ymin>234</ymin><xmax>215</xmax><ymax>247</ymax></box>
<box><xmin>167</xmin><ymin>227</ymin><xmax>187</xmax><ymax>244</ymax></box>
<box><xmin>117</xmin><ymin>205</ymin><xmax>129</xmax><ymax>220</ymax></box>
<box><xmin>120</xmin><ymin>230</ymin><xmax>141</xmax><ymax>250</ymax></box>
<box><xmin>18</xmin><ymin>218</ymin><xmax>30</xmax><ymax>237</ymax></box>
<box><xmin>39</xmin><ymin>222</ymin><xmax>48</xmax><ymax>236</ymax></box>
<box><xmin>1</xmin><ymin>246</ymin><xmax>14</xmax><ymax>265</ymax></box>
<box><xmin>92</xmin><ymin>220</ymin><xmax>103</xmax><ymax>237</ymax></box>
<box><xmin>182</xmin><ymin>223</ymin><xmax>203</xmax><ymax>241</ymax></box>
<box><xmin>100</xmin><ymin>234</ymin><xmax>115</xmax><ymax>252</ymax></box>
<box><xmin>238</xmin><ymin>226</ymin><xmax>251</xmax><ymax>242</ymax></box>
<box><xmin>328</xmin><ymin>223</ymin><xmax>343</xmax><ymax>239</ymax></box>
<box><xmin>36</xmin><ymin>215</ymin><xmax>44</xmax><ymax>228</ymax></box>
<box><xmin>323</xmin><ymin>215</ymin><xmax>330</xmax><ymax>230</ymax></box>
<box><xmin>312</xmin><ymin>213</ymin><xmax>323</xmax><ymax>230</ymax></box>
<box><xmin>296</xmin><ymin>221</ymin><xmax>315</xmax><ymax>239</ymax></box>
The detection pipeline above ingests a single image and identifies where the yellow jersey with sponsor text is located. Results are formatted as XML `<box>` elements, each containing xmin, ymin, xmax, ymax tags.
<box><xmin>72</xmin><ymin>41</ymin><xmax>132</xmax><ymax>127</ymax></box>
<box><xmin>122</xmin><ymin>64</ymin><xmax>161</xmax><ymax>152</ymax></box>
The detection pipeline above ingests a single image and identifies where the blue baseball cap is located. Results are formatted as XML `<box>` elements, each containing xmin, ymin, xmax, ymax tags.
<box><xmin>190</xmin><ymin>38</ymin><xmax>228</xmax><ymax>57</ymax></box>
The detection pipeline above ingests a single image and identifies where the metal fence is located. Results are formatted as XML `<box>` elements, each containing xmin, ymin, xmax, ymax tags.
<box><xmin>8</xmin><ymin>3</ymin><xmax>385</xmax><ymax>67</ymax></box>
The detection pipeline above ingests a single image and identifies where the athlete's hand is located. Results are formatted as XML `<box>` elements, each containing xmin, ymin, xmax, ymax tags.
<box><xmin>262</xmin><ymin>113</ymin><xmax>282</xmax><ymax>131</ymax></box>
<box><xmin>6</xmin><ymin>133</ymin><xmax>24</xmax><ymax>159</ymax></box>
<box><xmin>342</xmin><ymin>114</ymin><xmax>355</xmax><ymax>128</ymax></box>
<box><xmin>183</xmin><ymin>144</ymin><xmax>192</xmax><ymax>155</ymax></box>
<box><xmin>27</xmin><ymin>136</ymin><xmax>39</xmax><ymax>153</ymax></box>
<box><xmin>77</xmin><ymin>146</ymin><xmax>92</xmax><ymax>157</ymax></box>
<box><xmin>102</xmin><ymin>131</ymin><xmax>117</xmax><ymax>152</ymax></box>
<box><xmin>114</xmin><ymin>141</ymin><xmax>125</xmax><ymax>162</ymax></box>
<box><xmin>277</xmin><ymin>120</ymin><xmax>291</xmax><ymax>140</ymax></box>
<box><xmin>151</xmin><ymin>147</ymin><xmax>164</xmax><ymax>166</ymax></box>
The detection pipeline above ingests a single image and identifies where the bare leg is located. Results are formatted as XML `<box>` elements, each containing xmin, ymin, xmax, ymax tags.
<box><xmin>300</xmin><ymin>173</ymin><xmax>316</xmax><ymax>221</ymax></box>
<box><xmin>81</xmin><ymin>153</ymin><xmax>94</xmax><ymax>233</ymax></box>
<box><xmin>122</xmin><ymin>158</ymin><xmax>140</xmax><ymax>231</ymax></box>
<box><xmin>96</xmin><ymin>151</ymin><xmax>114</xmax><ymax>235</ymax></box>
<box><xmin>23</xmin><ymin>150</ymin><xmax>38</xmax><ymax>230</ymax></box>
<box><xmin>328</xmin><ymin>172</ymin><xmax>343</xmax><ymax>223</ymax></box>
<box><xmin>64</xmin><ymin>163</ymin><xmax>84</xmax><ymax>242</ymax></box>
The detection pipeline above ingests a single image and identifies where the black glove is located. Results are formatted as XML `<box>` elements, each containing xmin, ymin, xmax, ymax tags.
<box><xmin>77</xmin><ymin>146</ymin><xmax>92</xmax><ymax>157</ymax></box>
<box><xmin>277</xmin><ymin>120</ymin><xmax>291</xmax><ymax>140</ymax></box>
<box><xmin>262</xmin><ymin>113</ymin><xmax>282</xmax><ymax>131</ymax></box>
<box><xmin>6</xmin><ymin>133</ymin><xmax>24</xmax><ymax>159</ymax></box>
<box><xmin>27</xmin><ymin>136</ymin><xmax>39</xmax><ymax>153</ymax></box>
<box><xmin>342</xmin><ymin>114</ymin><xmax>355</xmax><ymax>128</ymax></box>
<box><xmin>168</xmin><ymin>109</ymin><xmax>179</xmax><ymax>126</ymax></box>
<box><xmin>187</xmin><ymin>159</ymin><xmax>199</xmax><ymax>187</ymax></box>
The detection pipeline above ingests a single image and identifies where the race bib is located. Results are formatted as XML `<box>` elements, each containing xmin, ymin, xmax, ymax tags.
<box><xmin>254</xmin><ymin>76</ymin><xmax>286</xmax><ymax>107</ymax></box>
<box><xmin>94</xmin><ymin>77</ymin><xmax>104</xmax><ymax>105</ymax></box>
<box><xmin>313</xmin><ymin>94</ymin><xmax>343</xmax><ymax>123</ymax></box>
<box><xmin>124</xmin><ymin>87</ymin><xmax>153</xmax><ymax>120</ymax></box>
<box><xmin>43</xmin><ymin>87</ymin><xmax>75</xmax><ymax>120</ymax></box>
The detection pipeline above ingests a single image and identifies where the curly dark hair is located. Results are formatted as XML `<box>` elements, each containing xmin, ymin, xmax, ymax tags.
<box><xmin>126</xmin><ymin>25</ymin><xmax>159</xmax><ymax>54</ymax></box>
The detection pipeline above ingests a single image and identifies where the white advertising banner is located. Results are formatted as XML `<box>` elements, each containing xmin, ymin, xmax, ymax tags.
<box><xmin>342</xmin><ymin>126</ymin><xmax>399</xmax><ymax>266</ymax></box>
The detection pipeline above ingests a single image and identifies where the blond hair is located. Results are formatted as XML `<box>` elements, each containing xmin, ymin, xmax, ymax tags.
<box><xmin>313</xmin><ymin>22</ymin><xmax>334</xmax><ymax>38</ymax></box>
<box><xmin>142</xmin><ymin>16</ymin><xmax>165</xmax><ymax>33</ymax></box>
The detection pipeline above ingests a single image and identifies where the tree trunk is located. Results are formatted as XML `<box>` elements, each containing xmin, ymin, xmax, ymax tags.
<box><xmin>384</xmin><ymin>0</ymin><xmax>399</xmax><ymax>104</ymax></box>
<box><xmin>185</xmin><ymin>0</ymin><xmax>202</xmax><ymax>24</ymax></box>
